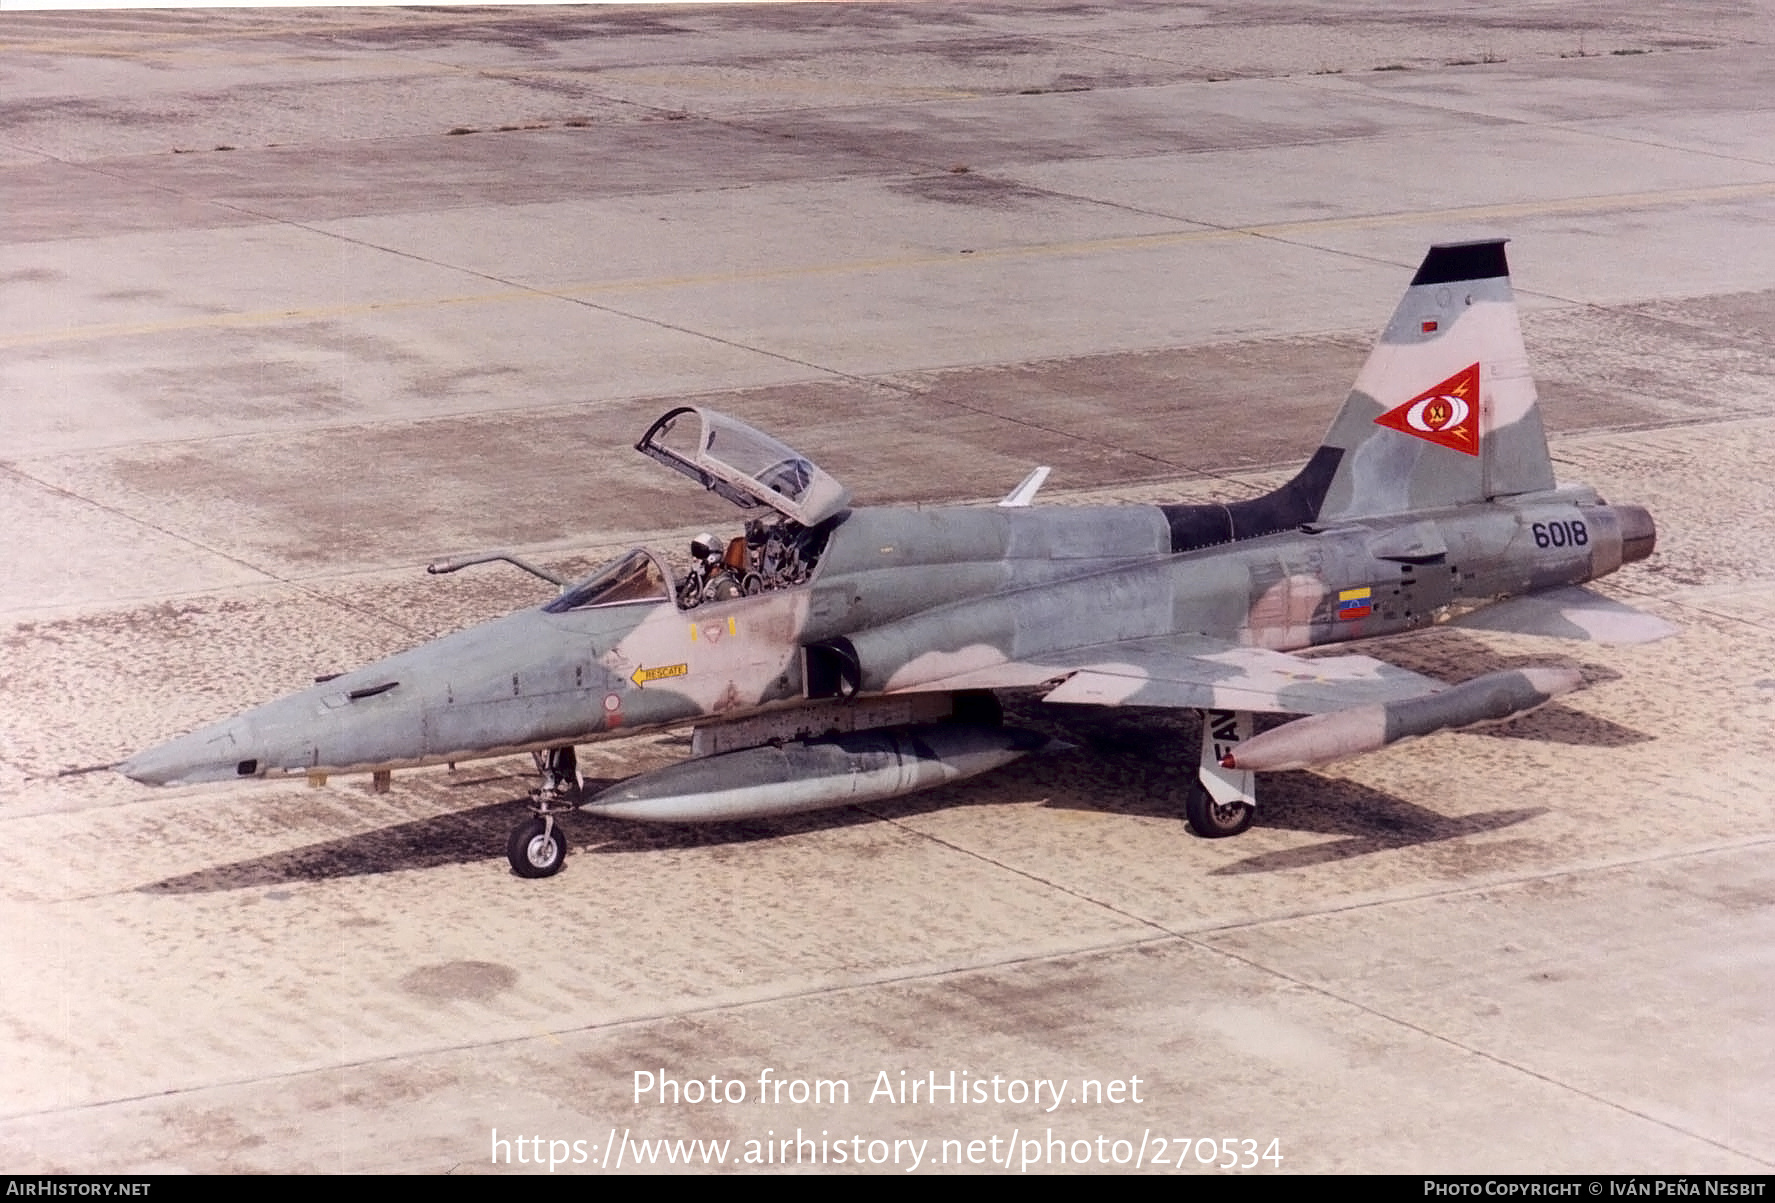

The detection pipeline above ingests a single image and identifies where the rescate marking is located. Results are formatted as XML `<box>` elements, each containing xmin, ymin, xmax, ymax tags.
<box><xmin>631</xmin><ymin>663</ymin><xmax>689</xmax><ymax>688</ymax></box>
<box><xmin>1375</xmin><ymin>363</ymin><xmax>1480</xmax><ymax>457</ymax></box>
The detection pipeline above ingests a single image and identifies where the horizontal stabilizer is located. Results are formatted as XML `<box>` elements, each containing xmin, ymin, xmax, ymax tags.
<box><xmin>1451</xmin><ymin>586</ymin><xmax>1678</xmax><ymax>644</ymax></box>
<box><xmin>999</xmin><ymin>466</ymin><xmax>1051</xmax><ymax>508</ymax></box>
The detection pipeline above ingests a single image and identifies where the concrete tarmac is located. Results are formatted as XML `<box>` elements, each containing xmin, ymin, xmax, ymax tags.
<box><xmin>2</xmin><ymin>0</ymin><xmax>1772</xmax><ymax>1174</ymax></box>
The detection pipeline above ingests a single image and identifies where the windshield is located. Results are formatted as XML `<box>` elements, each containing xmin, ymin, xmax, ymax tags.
<box><xmin>543</xmin><ymin>549</ymin><xmax>672</xmax><ymax>613</ymax></box>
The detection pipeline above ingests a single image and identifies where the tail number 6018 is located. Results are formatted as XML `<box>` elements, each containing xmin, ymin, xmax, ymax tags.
<box><xmin>1533</xmin><ymin>519</ymin><xmax>1587</xmax><ymax>549</ymax></box>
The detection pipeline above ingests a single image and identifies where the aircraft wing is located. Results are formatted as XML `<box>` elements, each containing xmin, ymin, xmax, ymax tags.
<box><xmin>892</xmin><ymin>634</ymin><xmax>1448</xmax><ymax>715</ymax></box>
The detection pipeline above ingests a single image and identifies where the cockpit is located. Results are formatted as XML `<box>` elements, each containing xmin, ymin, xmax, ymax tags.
<box><xmin>640</xmin><ymin>406</ymin><xmax>848</xmax><ymax>608</ymax></box>
<box><xmin>544</xmin><ymin>408</ymin><xmax>850</xmax><ymax>614</ymax></box>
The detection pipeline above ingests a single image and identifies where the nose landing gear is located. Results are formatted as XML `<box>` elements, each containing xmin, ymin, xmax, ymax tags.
<box><xmin>506</xmin><ymin>746</ymin><xmax>579</xmax><ymax>878</ymax></box>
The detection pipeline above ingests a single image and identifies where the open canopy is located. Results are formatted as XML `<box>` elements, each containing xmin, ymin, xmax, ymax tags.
<box><xmin>636</xmin><ymin>406</ymin><xmax>851</xmax><ymax>528</ymax></box>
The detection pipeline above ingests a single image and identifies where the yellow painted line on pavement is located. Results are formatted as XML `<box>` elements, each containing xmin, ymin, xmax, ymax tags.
<box><xmin>6</xmin><ymin>179</ymin><xmax>1775</xmax><ymax>352</ymax></box>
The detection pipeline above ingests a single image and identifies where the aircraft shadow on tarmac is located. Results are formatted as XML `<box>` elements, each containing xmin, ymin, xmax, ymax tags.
<box><xmin>137</xmin><ymin>669</ymin><xmax>1645</xmax><ymax>894</ymax></box>
<box><xmin>133</xmin><ymin>787</ymin><xmax>946</xmax><ymax>894</ymax></box>
<box><xmin>1202</xmin><ymin>786</ymin><xmax>1548</xmax><ymax>877</ymax></box>
<box><xmin>1015</xmin><ymin>707</ymin><xmax>1552</xmax><ymax>877</ymax></box>
<box><xmin>1334</xmin><ymin>631</ymin><xmax>1653</xmax><ymax>750</ymax></box>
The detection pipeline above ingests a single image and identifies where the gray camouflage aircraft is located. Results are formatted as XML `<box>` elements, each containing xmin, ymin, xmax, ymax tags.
<box><xmin>122</xmin><ymin>240</ymin><xmax>1673</xmax><ymax>877</ymax></box>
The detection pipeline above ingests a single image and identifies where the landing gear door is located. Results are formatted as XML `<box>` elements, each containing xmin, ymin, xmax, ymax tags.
<box><xmin>636</xmin><ymin>407</ymin><xmax>852</xmax><ymax>528</ymax></box>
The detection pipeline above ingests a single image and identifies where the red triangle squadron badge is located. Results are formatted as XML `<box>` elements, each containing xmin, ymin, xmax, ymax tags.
<box><xmin>1375</xmin><ymin>363</ymin><xmax>1480</xmax><ymax>457</ymax></box>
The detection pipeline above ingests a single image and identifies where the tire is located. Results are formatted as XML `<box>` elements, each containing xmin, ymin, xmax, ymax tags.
<box><xmin>508</xmin><ymin>816</ymin><xmax>567</xmax><ymax>878</ymax></box>
<box><xmin>1185</xmin><ymin>778</ymin><xmax>1254</xmax><ymax>838</ymax></box>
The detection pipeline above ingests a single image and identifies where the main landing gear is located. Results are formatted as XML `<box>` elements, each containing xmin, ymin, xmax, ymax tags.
<box><xmin>506</xmin><ymin>746</ymin><xmax>579</xmax><ymax>878</ymax></box>
<box><xmin>1187</xmin><ymin>708</ymin><xmax>1256</xmax><ymax>839</ymax></box>
<box><xmin>1185</xmin><ymin>779</ymin><xmax>1255</xmax><ymax>838</ymax></box>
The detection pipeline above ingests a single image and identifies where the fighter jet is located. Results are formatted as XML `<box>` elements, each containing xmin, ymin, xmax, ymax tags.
<box><xmin>121</xmin><ymin>240</ymin><xmax>1673</xmax><ymax>877</ymax></box>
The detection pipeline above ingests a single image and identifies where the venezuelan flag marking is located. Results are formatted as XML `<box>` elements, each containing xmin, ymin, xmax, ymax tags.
<box><xmin>1337</xmin><ymin>586</ymin><xmax>1373</xmax><ymax>621</ymax></box>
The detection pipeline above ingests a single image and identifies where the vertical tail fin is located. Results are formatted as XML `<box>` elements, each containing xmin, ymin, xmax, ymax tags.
<box><xmin>1314</xmin><ymin>239</ymin><xmax>1554</xmax><ymax>521</ymax></box>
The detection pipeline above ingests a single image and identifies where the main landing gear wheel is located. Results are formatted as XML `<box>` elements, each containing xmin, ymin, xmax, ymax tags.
<box><xmin>1185</xmin><ymin>779</ymin><xmax>1254</xmax><ymax>838</ymax></box>
<box><xmin>508</xmin><ymin>815</ymin><xmax>567</xmax><ymax>878</ymax></box>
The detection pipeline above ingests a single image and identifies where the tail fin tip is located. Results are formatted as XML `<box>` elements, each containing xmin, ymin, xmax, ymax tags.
<box><xmin>1410</xmin><ymin>239</ymin><xmax>1510</xmax><ymax>287</ymax></box>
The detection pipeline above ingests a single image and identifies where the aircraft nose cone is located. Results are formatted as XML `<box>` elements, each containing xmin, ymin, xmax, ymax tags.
<box><xmin>117</xmin><ymin>746</ymin><xmax>173</xmax><ymax>786</ymax></box>
<box><xmin>118</xmin><ymin>723</ymin><xmax>256</xmax><ymax>787</ymax></box>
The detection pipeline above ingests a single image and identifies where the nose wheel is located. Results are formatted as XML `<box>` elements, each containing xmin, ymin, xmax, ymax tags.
<box><xmin>507</xmin><ymin>746</ymin><xmax>580</xmax><ymax>878</ymax></box>
<box><xmin>508</xmin><ymin>810</ymin><xmax>568</xmax><ymax>877</ymax></box>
